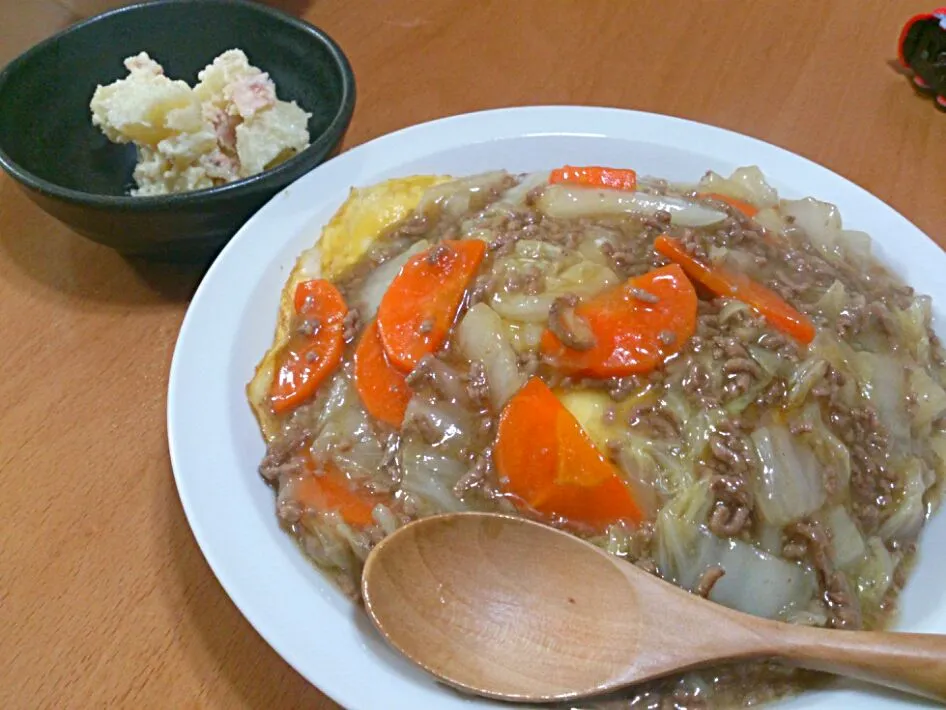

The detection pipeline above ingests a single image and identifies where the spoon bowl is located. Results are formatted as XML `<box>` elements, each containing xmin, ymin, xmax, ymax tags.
<box><xmin>361</xmin><ymin>512</ymin><xmax>946</xmax><ymax>704</ymax></box>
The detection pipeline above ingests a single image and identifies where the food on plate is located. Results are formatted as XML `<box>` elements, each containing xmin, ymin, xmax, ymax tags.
<box><xmin>90</xmin><ymin>50</ymin><xmax>311</xmax><ymax>196</ymax></box>
<box><xmin>247</xmin><ymin>165</ymin><xmax>946</xmax><ymax>707</ymax></box>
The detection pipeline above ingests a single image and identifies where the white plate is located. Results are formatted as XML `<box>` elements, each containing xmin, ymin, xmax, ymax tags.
<box><xmin>167</xmin><ymin>106</ymin><xmax>946</xmax><ymax>710</ymax></box>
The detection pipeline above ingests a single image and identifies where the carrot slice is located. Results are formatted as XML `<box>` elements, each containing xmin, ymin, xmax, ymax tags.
<box><xmin>549</xmin><ymin>165</ymin><xmax>638</xmax><ymax>192</ymax></box>
<box><xmin>495</xmin><ymin>377</ymin><xmax>641</xmax><ymax>530</ymax></box>
<box><xmin>654</xmin><ymin>235</ymin><xmax>816</xmax><ymax>345</ymax></box>
<box><xmin>699</xmin><ymin>192</ymin><xmax>760</xmax><ymax>218</ymax></box>
<box><xmin>294</xmin><ymin>460</ymin><xmax>381</xmax><ymax>528</ymax></box>
<box><xmin>354</xmin><ymin>319</ymin><xmax>413</xmax><ymax>427</ymax></box>
<box><xmin>539</xmin><ymin>264</ymin><xmax>697</xmax><ymax>377</ymax></box>
<box><xmin>377</xmin><ymin>240</ymin><xmax>486</xmax><ymax>371</ymax></box>
<box><xmin>270</xmin><ymin>279</ymin><xmax>348</xmax><ymax>414</ymax></box>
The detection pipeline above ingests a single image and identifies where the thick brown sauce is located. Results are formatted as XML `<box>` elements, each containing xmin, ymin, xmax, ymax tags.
<box><xmin>260</xmin><ymin>174</ymin><xmax>946</xmax><ymax>708</ymax></box>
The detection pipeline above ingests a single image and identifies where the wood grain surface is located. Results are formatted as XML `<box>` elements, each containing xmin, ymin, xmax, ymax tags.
<box><xmin>1</xmin><ymin>1</ymin><xmax>943</xmax><ymax>708</ymax></box>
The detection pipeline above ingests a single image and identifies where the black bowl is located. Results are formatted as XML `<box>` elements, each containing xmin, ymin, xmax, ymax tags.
<box><xmin>0</xmin><ymin>0</ymin><xmax>355</xmax><ymax>260</ymax></box>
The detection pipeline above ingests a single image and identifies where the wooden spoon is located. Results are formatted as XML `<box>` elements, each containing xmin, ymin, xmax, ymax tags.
<box><xmin>361</xmin><ymin>512</ymin><xmax>946</xmax><ymax>704</ymax></box>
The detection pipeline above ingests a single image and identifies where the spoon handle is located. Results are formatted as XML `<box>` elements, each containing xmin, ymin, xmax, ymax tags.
<box><xmin>774</xmin><ymin>624</ymin><xmax>946</xmax><ymax>702</ymax></box>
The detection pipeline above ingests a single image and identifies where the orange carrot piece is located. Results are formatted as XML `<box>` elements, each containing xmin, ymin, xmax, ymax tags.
<box><xmin>699</xmin><ymin>192</ymin><xmax>760</xmax><ymax>218</ymax></box>
<box><xmin>377</xmin><ymin>240</ymin><xmax>486</xmax><ymax>371</ymax></box>
<box><xmin>354</xmin><ymin>319</ymin><xmax>413</xmax><ymax>427</ymax></box>
<box><xmin>549</xmin><ymin>165</ymin><xmax>638</xmax><ymax>192</ymax></box>
<box><xmin>294</xmin><ymin>460</ymin><xmax>381</xmax><ymax>528</ymax></box>
<box><xmin>270</xmin><ymin>279</ymin><xmax>348</xmax><ymax>414</ymax></box>
<box><xmin>540</xmin><ymin>264</ymin><xmax>697</xmax><ymax>377</ymax></box>
<box><xmin>495</xmin><ymin>377</ymin><xmax>642</xmax><ymax>530</ymax></box>
<box><xmin>654</xmin><ymin>235</ymin><xmax>816</xmax><ymax>345</ymax></box>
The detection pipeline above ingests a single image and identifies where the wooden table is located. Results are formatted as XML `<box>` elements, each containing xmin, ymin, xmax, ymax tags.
<box><xmin>2</xmin><ymin>1</ymin><xmax>944</xmax><ymax>707</ymax></box>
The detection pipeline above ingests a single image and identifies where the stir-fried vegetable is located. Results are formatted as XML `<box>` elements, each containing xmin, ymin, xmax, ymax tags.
<box><xmin>654</xmin><ymin>235</ymin><xmax>816</xmax><ymax>344</ymax></box>
<box><xmin>400</xmin><ymin>436</ymin><xmax>469</xmax><ymax>515</ymax></box>
<box><xmin>537</xmin><ymin>184</ymin><xmax>728</xmax><ymax>227</ymax></box>
<box><xmin>310</xmin><ymin>375</ymin><xmax>388</xmax><ymax>481</ymax></box>
<box><xmin>857</xmin><ymin>537</ymin><xmax>897</xmax><ymax>608</ymax></box>
<box><xmin>699</xmin><ymin>192</ymin><xmax>760</xmax><ymax>218</ymax></box>
<box><xmin>540</xmin><ymin>264</ymin><xmax>697</xmax><ymax>376</ymax></box>
<box><xmin>852</xmin><ymin>351</ymin><xmax>909</xmax><ymax>444</ymax></box>
<box><xmin>352</xmin><ymin>240</ymin><xmax>429</xmax><ymax>319</ymax></box>
<box><xmin>655</xmin><ymin>479</ymin><xmax>712</xmax><ymax>577</ymax></box>
<box><xmin>688</xmin><ymin>530</ymin><xmax>818</xmax><ymax>620</ymax></box>
<box><xmin>892</xmin><ymin>296</ymin><xmax>935</xmax><ymax>368</ymax></box>
<box><xmin>270</xmin><ymin>279</ymin><xmax>348</xmax><ymax>413</ymax></box>
<box><xmin>549</xmin><ymin>165</ymin><xmax>638</xmax><ymax>192</ymax></box>
<box><xmin>751</xmin><ymin>422</ymin><xmax>826</xmax><ymax>526</ymax></box>
<box><xmin>354</xmin><ymin>320</ymin><xmax>413</xmax><ymax>427</ymax></box>
<box><xmin>760</xmin><ymin>196</ymin><xmax>875</xmax><ymax>266</ymax></box>
<box><xmin>793</xmin><ymin>402</ymin><xmax>852</xmax><ymax>492</ymax></box>
<box><xmin>417</xmin><ymin>171</ymin><xmax>512</xmax><ymax>220</ymax></box>
<box><xmin>824</xmin><ymin>505</ymin><xmax>867</xmax><ymax>572</ymax></box>
<box><xmin>493</xmin><ymin>171</ymin><xmax>551</xmax><ymax>208</ymax></box>
<box><xmin>377</xmin><ymin>239</ymin><xmax>486</xmax><ymax>371</ymax></box>
<box><xmin>697</xmin><ymin>166</ymin><xmax>779</xmax><ymax>209</ymax></box>
<box><xmin>696</xmin><ymin>165</ymin><xmax>779</xmax><ymax>210</ymax></box>
<box><xmin>656</xmin><ymin>479</ymin><xmax>817</xmax><ymax>620</ymax></box>
<box><xmin>879</xmin><ymin>458</ymin><xmax>935</xmax><ymax>543</ymax></box>
<box><xmin>781</xmin><ymin>198</ymin><xmax>841</xmax><ymax>254</ymax></box>
<box><xmin>402</xmin><ymin>394</ymin><xmax>476</xmax><ymax>458</ymax></box>
<box><xmin>489</xmin><ymin>249</ymin><xmax>620</xmax><ymax>324</ymax></box>
<box><xmin>909</xmin><ymin>367</ymin><xmax>946</xmax><ymax>431</ymax></box>
<box><xmin>495</xmin><ymin>377</ymin><xmax>642</xmax><ymax>530</ymax></box>
<box><xmin>455</xmin><ymin>303</ymin><xmax>524</xmax><ymax>410</ymax></box>
<box><xmin>812</xmin><ymin>280</ymin><xmax>850</xmax><ymax>323</ymax></box>
<box><xmin>287</xmin><ymin>459</ymin><xmax>385</xmax><ymax>528</ymax></box>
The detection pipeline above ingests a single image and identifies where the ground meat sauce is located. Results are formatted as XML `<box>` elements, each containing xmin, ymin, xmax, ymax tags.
<box><xmin>256</xmin><ymin>169</ymin><xmax>946</xmax><ymax>708</ymax></box>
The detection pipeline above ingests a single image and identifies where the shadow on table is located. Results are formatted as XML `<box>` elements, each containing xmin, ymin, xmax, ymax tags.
<box><xmin>160</xmin><ymin>468</ymin><xmax>337</xmax><ymax>709</ymax></box>
<box><xmin>0</xmin><ymin>213</ymin><xmax>209</xmax><ymax>306</ymax></box>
